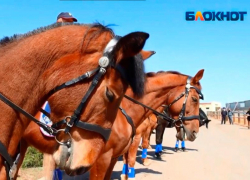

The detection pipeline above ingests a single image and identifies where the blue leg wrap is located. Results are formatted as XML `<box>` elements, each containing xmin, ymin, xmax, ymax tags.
<box><xmin>181</xmin><ymin>141</ymin><xmax>185</xmax><ymax>148</ymax></box>
<box><xmin>122</xmin><ymin>164</ymin><xmax>128</xmax><ymax>175</ymax></box>
<box><xmin>128</xmin><ymin>167</ymin><xmax>135</xmax><ymax>178</ymax></box>
<box><xmin>141</xmin><ymin>148</ymin><xmax>147</xmax><ymax>159</ymax></box>
<box><xmin>175</xmin><ymin>140</ymin><xmax>179</xmax><ymax>148</ymax></box>
<box><xmin>159</xmin><ymin>143</ymin><xmax>162</xmax><ymax>152</ymax></box>
<box><xmin>53</xmin><ymin>168</ymin><xmax>63</xmax><ymax>180</ymax></box>
<box><xmin>155</xmin><ymin>144</ymin><xmax>161</xmax><ymax>153</ymax></box>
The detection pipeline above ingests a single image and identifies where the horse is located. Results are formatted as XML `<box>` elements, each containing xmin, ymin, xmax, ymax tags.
<box><xmin>14</xmin><ymin>50</ymin><xmax>156</xmax><ymax>179</ymax></box>
<box><xmin>85</xmin><ymin>69</ymin><xmax>204</xmax><ymax>180</ymax></box>
<box><xmin>0</xmin><ymin>22</ymin><xmax>150</xmax><ymax>179</ymax></box>
<box><xmin>154</xmin><ymin>107</ymin><xmax>211</xmax><ymax>158</ymax></box>
<box><xmin>132</xmin><ymin>107</ymin><xmax>212</xmax><ymax>169</ymax></box>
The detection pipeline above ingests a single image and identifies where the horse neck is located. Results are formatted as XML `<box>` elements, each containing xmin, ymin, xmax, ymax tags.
<box><xmin>121</xmin><ymin>73</ymin><xmax>187</xmax><ymax>128</ymax></box>
<box><xmin>0</xmin><ymin>27</ymin><xmax>85</xmax><ymax>117</ymax></box>
<box><xmin>0</xmin><ymin>26</ymin><xmax>86</xmax><ymax>160</ymax></box>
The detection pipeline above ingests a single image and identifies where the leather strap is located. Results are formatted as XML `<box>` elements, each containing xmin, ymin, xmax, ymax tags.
<box><xmin>65</xmin><ymin>67</ymin><xmax>107</xmax><ymax>133</ymax></box>
<box><xmin>119</xmin><ymin>107</ymin><xmax>136</xmax><ymax>139</ymax></box>
<box><xmin>0</xmin><ymin>93</ymin><xmax>56</xmax><ymax>136</ymax></box>
<box><xmin>75</xmin><ymin>121</ymin><xmax>111</xmax><ymax>142</ymax></box>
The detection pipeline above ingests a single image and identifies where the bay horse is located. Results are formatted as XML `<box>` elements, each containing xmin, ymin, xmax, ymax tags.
<box><xmin>130</xmin><ymin>107</ymin><xmax>212</xmax><ymax>169</ymax></box>
<box><xmin>154</xmin><ymin>107</ymin><xmax>211</xmax><ymax>158</ymax></box>
<box><xmin>14</xmin><ymin>50</ymin><xmax>156</xmax><ymax>180</ymax></box>
<box><xmin>0</xmin><ymin>23</ymin><xmax>150</xmax><ymax>179</ymax></box>
<box><xmin>87</xmin><ymin>69</ymin><xmax>204</xmax><ymax>180</ymax></box>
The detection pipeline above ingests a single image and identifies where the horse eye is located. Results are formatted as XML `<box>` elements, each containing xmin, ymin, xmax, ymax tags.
<box><xmin>192</xmin><ymin>96</ymin><xmax>198</xmax><ymax>102</ymax></box>
<box><xmin>106</xmin><ymin>87</ymin><xmax>114</xmax><ymax>102</ymax></box>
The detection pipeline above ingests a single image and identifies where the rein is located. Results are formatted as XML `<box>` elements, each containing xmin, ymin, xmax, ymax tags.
<box><xmin>0</xmin><ymin>36</ymin><xmax>123</xmax><ymax>180</ymax></box>
<box><xmin>123</xmin><ymin>95</ymin><xmax>176</xmax><ymax>125</ymax></box>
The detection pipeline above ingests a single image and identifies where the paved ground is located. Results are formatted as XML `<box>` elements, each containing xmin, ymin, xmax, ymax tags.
<box><xmin>18</xmin><ymin>118</ymin><xmax>250</xmax><ymax>180</ymax></box>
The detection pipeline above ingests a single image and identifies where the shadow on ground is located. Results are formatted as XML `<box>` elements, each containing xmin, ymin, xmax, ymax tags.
<box><xmin>62</xmin><ymin>145</ymin><xmax>197</xmax><ymax>180</ymax></box>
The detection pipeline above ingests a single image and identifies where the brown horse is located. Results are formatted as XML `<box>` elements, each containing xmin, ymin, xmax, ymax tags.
<box><xmin>14</xmin><ymin>51</ymin><xmax>155</xmax><ymax>179</ymax></box>
<box><xmin>87</xmin><ymin>69</ymin><xmax>204</xmax><ymax>180</ymax></box>
<box><xmin>126</xmin><ymin>107</ymin><xmax>211</xmax><ymax>175</ymax></box>
<box><xmin>0</xmin><ymin>23</ymin><xmax>150</xmax><ymax>179</ymax></box>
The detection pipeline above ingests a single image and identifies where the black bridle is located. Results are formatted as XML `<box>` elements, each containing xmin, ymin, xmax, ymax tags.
<box><xmin>162</xmin><ymin>77</ymin><xmax>204</xmax><ymax>128</ymax></box>
<box><xmin>123</xmin><ymin>77</ymin><xmax>204</xmax><ymax>130</ymax></box>
<box><xmin>0</xmin><ymin>36</ymin><xmax>124</xmax><ymax>180</ymax></box>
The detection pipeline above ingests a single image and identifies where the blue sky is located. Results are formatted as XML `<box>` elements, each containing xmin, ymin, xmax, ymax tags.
<box><xmin>1</xmin><ymin>0</ymin><xmax>249</xmax><ymax>106</ymax></box>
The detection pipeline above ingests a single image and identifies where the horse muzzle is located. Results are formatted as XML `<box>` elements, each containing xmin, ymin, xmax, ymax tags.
<box><xmin>176</xmin><ymin>127</ymin><xmax>198</xmax><ymax>142</ymax></box>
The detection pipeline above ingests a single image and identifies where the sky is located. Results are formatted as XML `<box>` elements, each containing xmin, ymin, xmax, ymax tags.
<box><xmin>0</xmin><ymin>0</ymin><xmax>249</xmax><ymax>107</ymax></box>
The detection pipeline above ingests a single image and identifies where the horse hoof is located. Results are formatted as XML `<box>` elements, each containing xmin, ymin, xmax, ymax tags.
<box><xmin>155</xmin><ymin>152</ymin><xmax>162</xmax><ymax>159</ymax></box>
<box><xmin>121</xmin><ymin>174</ymin><xmax>128</xmax><ymax>180</ymax></box>
<box><xmin>142</xmin><ymin>158</ymin><xmax>151</xmax><ymax>166</ymax></box>
<box><xmin>181</xmin><ymin>148</ymin><xmax>188</xmax><ymax>152</ymax></box>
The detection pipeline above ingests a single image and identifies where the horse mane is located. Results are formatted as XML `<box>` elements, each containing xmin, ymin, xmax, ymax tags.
<box><xmin>0</xmin><ymin>22</ymin><xmax>114</xmax><ymax>47</ymax></box>
<box><xmin>146</xmin><ymin>70</ymin><xmax>202</xmax><ymax>89</ymax></box>
<box><xmin>146</xmin><ymin>70</ymin><xmax>186</xmax><ymax>77</ymax></box>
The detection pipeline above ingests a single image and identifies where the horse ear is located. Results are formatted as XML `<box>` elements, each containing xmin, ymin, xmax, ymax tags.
<box><xmin>112</xmin><ymin>32</ymin><xmax>149</xmax><ymax>63</ymax></box>
<box><xmin>140</xmin><ymin>50</ymin><xmax>156</xmax><ymax>60</ymax></box>
<box><xmin>191</xmin><ymin>69</ymin><xmax>204</xmax><ymax>84</ymax></box>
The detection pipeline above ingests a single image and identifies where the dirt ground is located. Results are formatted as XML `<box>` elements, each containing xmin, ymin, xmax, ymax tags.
<box><xmin>18</xmin><ymin>118</ymin><xmax>250</xmax><ymax>180</ymax></box>
<box><xmin>18</xmin><ymin>167</ymin><xmax>43</xmax><ymax>180</ymax></box>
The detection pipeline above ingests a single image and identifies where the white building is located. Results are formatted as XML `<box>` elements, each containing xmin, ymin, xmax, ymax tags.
<box><xmin>200</xmin><ymin>102</ymin><xmax>221</xmax><ymax>114</ymax></box>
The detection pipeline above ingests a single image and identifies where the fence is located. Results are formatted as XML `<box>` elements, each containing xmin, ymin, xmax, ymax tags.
<box><xmin>207</xmin><ymin>111</ymin><xmax>248</xmax><ymax>126</ymax></box>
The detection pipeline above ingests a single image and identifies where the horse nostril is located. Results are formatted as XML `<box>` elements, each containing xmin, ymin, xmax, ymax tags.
<box><xmin>75</xmin><ymin>166</ymin><xmax>88</xmax><ymax>175</ymax></box>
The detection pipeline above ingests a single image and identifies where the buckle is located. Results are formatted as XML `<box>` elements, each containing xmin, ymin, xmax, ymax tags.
<box><xmin>9</xmin><ymin>163</ymin><xmax>17</xmax><ymax>179</ymax></box>
<box><xmin>186</xmin><ymin>83</ymin><xmax>191</xmax><ymax>89</ymax></box>
<box><xmin>65</xmin><ymin>116</ymin><xmax>73</xmax><ymax>128</ymax></box>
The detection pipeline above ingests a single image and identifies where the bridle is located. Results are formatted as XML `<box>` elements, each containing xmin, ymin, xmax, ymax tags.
<box><xmin>0</xmin><ymin>36</ymin><xmax>127</xmax><ymax>180</ymax></box>
<box><xmin>162</xmin><ymin>76</ymin><xmax>203</xmax><ymax>128</ymax></box>
<box><xmin>122</xmin><ymin>76</ymin><xmax>203</xmax><ymax>136</ymax></box>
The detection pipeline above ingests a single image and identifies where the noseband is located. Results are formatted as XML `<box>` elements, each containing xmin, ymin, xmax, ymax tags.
<box><xmin>0</xmin><ymin>36</ymin><xmax>127</xmax><ymax>180</ymax></box>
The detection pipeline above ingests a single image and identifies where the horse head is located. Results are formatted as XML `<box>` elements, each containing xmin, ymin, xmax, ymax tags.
<box><xmin>42</xmin><ymin>25</ymin><xmax>152</xmax><ymax>175</ymax></box>
<box><xmin>164</xmin><ymin>69</ymin><xmax>204</xmax><ymax>142</ymax></box>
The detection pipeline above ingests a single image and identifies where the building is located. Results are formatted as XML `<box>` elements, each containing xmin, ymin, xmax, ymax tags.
<box><xmin>226</xmin><ymin>100</ymin><xmax>250</xmax><ymax>111</ymax></box>
<box><xmin>200</xmin><ymin>102</ymin><xmax>221</xmax><ymax>114</ymax></box>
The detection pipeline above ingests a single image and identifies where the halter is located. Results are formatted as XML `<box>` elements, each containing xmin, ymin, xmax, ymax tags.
<box><xmin>0</xmin><ymin>36</ymin><xmax>125</xmax><ymax>180</ymax></box>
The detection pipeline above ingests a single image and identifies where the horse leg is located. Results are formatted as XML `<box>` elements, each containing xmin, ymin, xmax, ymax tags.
<box><xmin>141</xmin><ymin>125</ymin><xmax>152</xmax><ymax>166</ymax></box>
<box><xmin>13</xmin><ymin>139</ymin><xmax>29</xmax><ymax>180</ymax></box>
<box><xmin>103</xmin><ymin>157</ymin><xmax>118</xmax><ymax>180</ymax></box>
<box><xmin>155</xmin><ymin>118</ymin><xmax>166</xmax><ymax>158</ymax></box>
<box><xmin>127</xmin><ymin>134</ymin><xmax>142</xmax><ymax>180</ymax></box>
<box><xmin>121</xmin><ymin>152</ymin><xmax>129</xmax><ymax>180</ymax></box>
<box><xmin>89</xmin><ymin>150</ymin><xmax>113</xmax><ymax>180</ymax></box>
<box><xmin>40</xmin><ymin>153</ymin><xmax>56</xmax><ymax>180</ymax></box>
